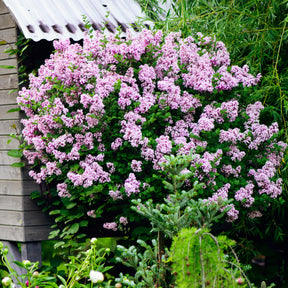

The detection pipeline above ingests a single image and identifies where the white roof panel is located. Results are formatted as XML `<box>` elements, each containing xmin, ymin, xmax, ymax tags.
<box><xmin>3</xmin><ymin>0</ymin><xmax>150</xmax><ymax>41</ymax></box>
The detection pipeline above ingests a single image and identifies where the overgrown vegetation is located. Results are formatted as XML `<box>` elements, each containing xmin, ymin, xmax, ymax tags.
<box><xmin>1</xmin><ymin>1</ymin><xmax>288</xmax><ymax>287</ymax></box>
<box><xmin>135</xmin><ymin>1</ymin><xmax>288</xmax><ymax>284</ymax></box>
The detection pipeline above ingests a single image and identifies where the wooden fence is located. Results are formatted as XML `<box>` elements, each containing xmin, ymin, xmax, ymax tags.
<box><xmin>0</xmin><ymin>0</ymin><xmax>51</xmax><ymax>267</ymax></box>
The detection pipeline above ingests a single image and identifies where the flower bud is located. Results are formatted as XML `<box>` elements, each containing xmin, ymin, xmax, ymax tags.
<box><xmin>23</xmin><ymin>260</ymin><xmax>31</xmax><ymax>267</ymax></box>
<box><xmin>2</xmin><ymin>277</ymin><xmax>12</xmax><ymax>287</ymax></box>
<box><xmin>89</xmin><ymin>270</ymin><xmax>104</xmax><ymax>283</ymax></box>
<box><xmin>261</xmin><ymin>281</ymin><xmax>267</xmax><ymax>288</ymax></box>
<box><xmin>33</xmin><ymin>271</ymin><xmax>40</xmax><ymax>277</ymax></box>
<box><xmin>236</xmin><ymin>277</ymin><xmax>244</xmax><ymax>285</ymax></box>
<box><xmin>115</xmin><ymin>283</ymin><xmax>122</xmax><ymax>288</ymax></box>
<box><xmin>90</xmin><ymin>238</ymin><xmax>98</xmax><ymax>244</ymax></box>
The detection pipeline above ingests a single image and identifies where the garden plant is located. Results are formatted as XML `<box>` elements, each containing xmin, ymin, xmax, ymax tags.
<box><xmin>16</xmin><ymin>29</ymin><xmax>286</xmax><ymax>241</ymax></box>
<box><xmin>0</xmin><ymin>153</ymin><xmax>276</xmax><ymax>287</ymax></box>
<box><xmin>138</xmin><ymin>0</ymin><xmax>288</xmax><ymax>244</ymax></box>
<box><xmin>2</xmin><ymin>13</ymin><xmax>287</xmax><ymax>287</ymax></box>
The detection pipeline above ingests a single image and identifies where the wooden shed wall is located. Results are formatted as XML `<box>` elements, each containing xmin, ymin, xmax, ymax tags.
<box><xmin>0</xmin><ymin>0</ymin><xmax>51</xmax><ymax>242</ymax></box>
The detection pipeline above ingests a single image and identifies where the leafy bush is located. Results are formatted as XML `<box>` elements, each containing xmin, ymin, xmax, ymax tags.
<box><xmin>0</xmin><ymin>239</ymin><xmax>112</xmax><ymax>288</ymax></box>
<box><xmin>137</xmin><ymin>0</ymin><xmax>288</xmax><ymax>242</ymax></box>
<box><xmin>17</xmin><ymin>29</ymin><xmax>286</xmax><ymax>244</ymax></box>
<box><xmin>114</xmin><ymin>151</ymin><xmax>275</xmax><ymax>288</ymax></box>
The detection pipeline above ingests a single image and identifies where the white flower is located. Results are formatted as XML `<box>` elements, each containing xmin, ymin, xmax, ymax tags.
<box><xmin>2</xmin><ymin>277</ymin><xmax>12</xmax><ymax>287</ymax></box>
<box><xmin>90</xmin><ymin>237</ymin><xmax>98</xmax><ymax>244</ymax></box>
<box><xmin>89</xmin><ymin>270</ymin><xmax>104</xmax><ymax>283</ymax></box>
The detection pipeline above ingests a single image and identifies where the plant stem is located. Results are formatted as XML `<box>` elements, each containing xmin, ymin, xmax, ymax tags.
<box><xmin>199</xmin><ymin>235</ymin><xmax>206</xmax><ymax>288</ymax></box>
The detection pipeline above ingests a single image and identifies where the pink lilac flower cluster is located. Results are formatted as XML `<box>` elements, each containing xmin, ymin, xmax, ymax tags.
<box><xmin>18</xmin><ymin>29</ymin><xmax>286</xmax><ymax>228</ymax></box>
<box><xmin>103</xmin><ymin>222</ymin><xmax>118</xmax><ymax>231</ymax></box>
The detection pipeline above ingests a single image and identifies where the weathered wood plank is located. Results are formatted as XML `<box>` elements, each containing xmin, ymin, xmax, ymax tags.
<box><xmin>0</xmin><ymin>225</ymin><xmax>51</xmax><ymax>242</ymax></box>
<box><xmin>0</xmin><ymin>226</ymin><xmax>24</xmax><ymax>242</ymax></box>
<box><xmin>0</xmin><ymin>28</ymin><xmax>17</xmax><ymax>44</ymax></box>
<box><xmin>0</xmin><ymin>119</ymin><xmax>20</xmax><ymax>134</ymax></box>
<box><xmin>0</xmin><ymin>58</ymin><xmax>17</xmax><ymax>75</ymax></box>
<box><xmin>0</xmin><ymin>150</ymin><xmax>17</xmax><ymax>164</ymax></box>
<box><xmin>0</xmin><ymin>0</ymin><xmax>9</xmax><ymax>13</ymax></box>
<box><xmin>0</xmin><ymin>135</ymin><xmax>19</xmax><ymax>149</ymax></box>
<box><xmin>0</xmin><ymin>180</ymin><xmax>40</xmax><ymax>196</ymax></box>
<box><xmin>0</xmin><ymin>195</ymin><xmax>25</xmax><ymax>210</ymax></box>
<box><xmin>0</xmin><ymin>210</ymin><xmax>24</xmax><ymax>226</ymax></box>
<box><xmin>0</xmin><ymin>195</ymin><xmax>40</xmax><ymax>211</ymax></box>
<box><xmin>0</xmin><ymin>165</ymin><xmax>22</xmax><ymax>180</ymax></box>
<box><xmin>0</xmin><ymin>89</ymin><xmax>18</xmax><ymax>105</ymax></box>
<box><xmin>24</xmin><ymin>211</ymin><xmax>51</xmax><ymax>226</ymax></box>
<box><xmin>24</xmin><ymin>226</ymin><xmax>51</xmax><ymax>242</ymax></box>
<box><xmin>0</xmin><ymin>104</ymin><xmax>19</xmax><ymax>119</ymax></box>
<box><xmin>0</xmin><ymin>210</ymin><xmax>50</xmax><ymax>226</ymax></box>
<box><xmin>0</xmin><ymin>13</ymin><xmax>15</xmax><ymax>29</ymax></box>
<box><xmin>0</xmin><ymin>44</ymin><xmax>16</xmax><ymax>60</ymax></box>
<box><xmin>0</xmin><ymin>74</ymin><xmax>18</xmax><ymax>90</ymax></box>
<box><xmin>0</xmin><ymin>180</ymin><xmax>22</xmax><ymax>195</ymax></box>
<box><xmin>0</xmin><ymin>165</ymin><xmax>32</xmax><ymax>180</ymax></box>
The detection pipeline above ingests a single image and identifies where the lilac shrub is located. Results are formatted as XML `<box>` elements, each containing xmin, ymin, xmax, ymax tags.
<box><xmin>17</xmin><ymin>30</ymin><xmax>286</xmax><ymax>238</ymax></box>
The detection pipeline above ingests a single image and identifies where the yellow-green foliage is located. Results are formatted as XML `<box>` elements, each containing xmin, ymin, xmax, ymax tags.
<box><xmin>171</xmin><ymin>227</ymin><xmax>247</xmax><ymax>288</ymax></box>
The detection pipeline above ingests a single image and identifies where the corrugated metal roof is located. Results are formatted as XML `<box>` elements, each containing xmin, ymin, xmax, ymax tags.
<box><xmin>3</xmin><ymin>0</ymin><xmax>150</xmax><ymax>41</ymax></box>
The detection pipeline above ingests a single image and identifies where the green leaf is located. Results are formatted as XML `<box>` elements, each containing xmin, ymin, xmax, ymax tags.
<box><xmin>76</xmin><ymin>233</ymin><xmax>86</xmax><ymax>239</ymax></box>
<box><xmin>55</xmin><ymin>215</ymin><xmax>65</xmax><ymax>223</ymax></box>
<box><xmin>66</xmin><ymin>202</ymin><xmax>77</xmax><ymax>209</ymax></box>
<box><xmin>49</xmin><ymin>210</ymin><xmax>61</xmax><ymax>215</ymax></box>
<box><xmin>57</xmin><ymin>275</ymin><xmax>67</xmax><ymax>286</ymax></box>
<box><xmin>79</xmin><ymin>220</ymin><xmax>88</xmax><ymax>227</ymax></box>
<box><xmin>30</xmin><ymin>190</ymin><xmax>41</xmax><ymax>199</ymax></box>
<box><xmin>0</xmin><ymin>65</ymin><xmax>16</xmax><ymax>69</ymax></box>
<box><xmin>12</xmin><ymin>261</ymin><xmax>25</xmax><ymax>268</ymax></box>
<box><xmin>67</xmin><ymin>223</ymin><xmax>79</xmax><ymax>234</ymax></box>
<box><xmin>6</xmin><ymin>107</ymin><xmax>21</xmax><ymax>113</ymax></box>
<box><xmin>10</xmin><ymin>162</ymin><xmax>25</xmax><ymax>167</ymax></box>
<box><xmin>7</xmin><ymin>149</ymin><xmax>23</xmax><ymax>158</ymax></box>
<box><xmin>48</xmin><ymin>229</ymin><xmax>60</xmax><ymax>239</ymax></box>
<box><xmin>8</xmin><ymin>89</ymin><xmax>17</xmax><ymax>94</ymax></box>
<box><xmin>53</xmin><ymin>241</ymin><xmax>65</xmax><ymax>249</ymax></box>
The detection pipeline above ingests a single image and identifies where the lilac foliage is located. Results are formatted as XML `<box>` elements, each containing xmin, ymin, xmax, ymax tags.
<box><xmin>18</xmin><ymin>29</ymin><xmax>286</xmax><ymax>228</ymax></box>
